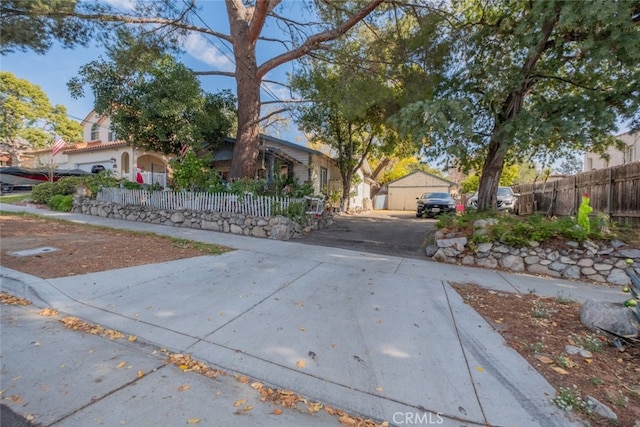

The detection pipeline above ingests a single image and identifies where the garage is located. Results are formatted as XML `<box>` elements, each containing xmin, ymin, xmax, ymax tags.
<box><xmin>386</xmin><ymin>171</ymin><xmax>458</xmax><ymax>211</ymax></box>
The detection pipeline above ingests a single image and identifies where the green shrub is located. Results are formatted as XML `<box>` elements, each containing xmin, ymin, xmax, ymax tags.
<box><xmin>48</xmin><ymin>194</ymin><xmax>74</xmax><ymax>211</ymax></box>
<box><xmin>31</xmin><ymin>182</ymin><xmax>56</xmax><ymax>204</ymax></box>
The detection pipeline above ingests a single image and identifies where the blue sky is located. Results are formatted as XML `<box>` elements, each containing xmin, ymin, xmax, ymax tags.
<box><xmin>0</xmin><ymin>0</ymin><xmax>307</xmax><ymax>143</ymax></box>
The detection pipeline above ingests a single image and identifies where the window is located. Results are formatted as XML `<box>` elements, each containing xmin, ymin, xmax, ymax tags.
<box><xmin>90</xmin><ymin>124</ymin><xmax>100</xmax><ymax>141</ymax></box>
<box><xmin>624</xmin><ymin>145</ymin><xmax>635</xmax><ymax>163</ymax></box>
<box><xmin>108</xmin><ymin>127</ymin><xmax>116</xmax><ymax>142</ymax></box>
<box><xmin>320</xmin><ymin>167</ymin><xmax>328</xmax><ymax>190</ymax></box>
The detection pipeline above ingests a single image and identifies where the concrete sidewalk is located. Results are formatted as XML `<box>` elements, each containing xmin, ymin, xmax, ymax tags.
<box><xmin>1</xmin><ymin>204</ymin><xmax>617</xmax><ymax>426</ymax></box>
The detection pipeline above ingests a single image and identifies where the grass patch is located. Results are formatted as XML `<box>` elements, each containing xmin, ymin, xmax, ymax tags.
<box><xmin>0</xmin><ymin>192</ymin><xmax>32</xmax><ymax>204</ymax></box>
<box><xmin>172</xmin><ymin>238</ymin><xmax>231</xmax><ymax>255</ymax></box>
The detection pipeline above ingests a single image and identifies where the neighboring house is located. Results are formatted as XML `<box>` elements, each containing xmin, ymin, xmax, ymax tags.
<box><xmin>348</xmin><ymin>159</ymin><xmax>375</xmax><ymax>211</ymax></box>
<box><xmin>584</xmin><ymin>130</ymin><xmax>639</xmax><ymax>171</ymax></box>
<box><xmin>30</xmin><ymin>111</ymin><xmax>171</xmax><ymax>187</ymax></box>
<box><xmin>383</xmin><ymin>170</ymin><xmax>458</xmax><ymax>211</ymax></box>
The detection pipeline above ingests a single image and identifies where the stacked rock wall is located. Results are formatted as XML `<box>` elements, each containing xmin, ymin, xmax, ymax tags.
<box><xmin>73</xmin><ymin>196</ymin><xmax>333</xmax><ymax>241</ymax></box>
<box><xmin>428</xmin><ymin>230</ymin><xmax>640</xmax><ymax>286</ymax></box>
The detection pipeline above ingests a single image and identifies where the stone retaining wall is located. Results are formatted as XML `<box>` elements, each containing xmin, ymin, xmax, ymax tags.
<box><xmin>428</xmin><ymin>230</ymin><xmax>640</xmax><ymax>286</ymax></box>
<box><xmin>73</xmin><ymin>197</ymin><xmax>333</xmax><ymax>240</ymax></box>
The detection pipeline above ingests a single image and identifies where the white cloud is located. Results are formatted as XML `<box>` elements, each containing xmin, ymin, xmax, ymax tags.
<box><xmin>183</xmin><ymin>33</ymin><xmax>235</xmax><ymax>72</ymax></box>
<box><xmin>103</xmin><ymin>0</ymin><xmax>135</xmax><ymax>11</ymax></box>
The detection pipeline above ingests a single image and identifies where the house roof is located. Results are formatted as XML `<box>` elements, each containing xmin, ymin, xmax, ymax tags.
<box><xmin>63</xmin><ymin>141</ymin><xmax>129</xmax><ymax>154</ymax></box>
<box><xmin>386</xmin><ymin>170</ymin><xmax>458</xmax><ymax>186</ymax></box>
<box><xmin>28</xmin><ymin>140</ymin><xmax>127</xmax><ymax>155</ymax></box>
<box><xmin>81</xmin><ymin>111</ymin><xmax>110</xmax><ymax>127</ymax></box>
<box><xmin>220</xmin><ymin>134</ymin><xmax>327</xmax><ymax>157</ymax></box>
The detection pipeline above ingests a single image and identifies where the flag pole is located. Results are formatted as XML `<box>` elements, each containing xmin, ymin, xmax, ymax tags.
<box><xmin>49</xmin><ymin>137</ymin><xmax>54</xmax><ymax>183</ymax></box>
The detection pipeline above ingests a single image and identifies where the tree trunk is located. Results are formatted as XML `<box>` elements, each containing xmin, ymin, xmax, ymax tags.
<box><xmin>229</xmin><ymin>71</ymin><xmax>261</xmax><ymax>179</ymax></box>
<box><xmin>226</xmin><ymin>0</ymin><xmax>262</xmax><ymax>179</ymax></box>
<box><xmin>341</xmin><ymin>173</ymin><xmax>352</xmax><ymax>212</ymax></box>
<box><xmin>477</xmin><ymin>90</ymin><xmax>524</xmax><ymax>211</ymax></box>
<box><xmin>477</xmin><ymin>135</ymin><xmax>506</xmax><ymax>211</ymax></box>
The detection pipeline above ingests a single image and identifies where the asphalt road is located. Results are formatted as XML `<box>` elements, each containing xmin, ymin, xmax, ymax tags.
<box><xmin>296</xmin><ymin>210</ymin><xmax>436</xmax><ymax>260</ymax></box>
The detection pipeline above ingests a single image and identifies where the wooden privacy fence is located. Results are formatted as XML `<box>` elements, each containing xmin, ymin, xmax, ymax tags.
<box><xmin>513</xmin><ymin>161</ymin><xmax>640</xmax><ymax>223</ymax></box>
<box><xmin>96</xmin><ymin>188</ymin><xmax>323</xmax><ymax>217</ymax></box>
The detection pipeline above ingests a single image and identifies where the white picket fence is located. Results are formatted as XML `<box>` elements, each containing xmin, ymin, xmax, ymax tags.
<box><xmin>96</xmin><ymin>188</ymin><xmax>323</xmax><ymax>217</ymax></box>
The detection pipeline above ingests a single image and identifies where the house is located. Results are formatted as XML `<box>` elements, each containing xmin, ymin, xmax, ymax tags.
<box><xmin>30</xmin><ymin>111</ymin><xmax>171</xmax><ymax>187</ymax></box>
<box><xmin>29</xmin><ymin>111</ymin><xmax>369</xmax><ymax>204</ymax></box>
<box><xmin>584</xmin><ymin>130</ymin><xmax>639</xmax><ymax>171</ymax></box>
<box><xmin>382</xmin><ymin>170</ymin><xmax>458</xmax><ymax>211</ymax></box>
<box><xmin>208</xmin><ymin>134</ymin><xmax>341</xmax><ymax>195</ymax></box>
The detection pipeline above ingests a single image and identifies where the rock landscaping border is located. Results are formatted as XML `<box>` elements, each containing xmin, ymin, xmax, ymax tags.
<box><xmin>426</xmin><ymin>222</ymin><xmax>640</xmax><ymax>286</ymax></box>
<box><xmin>73</xmin><ymin>196</ymin><xmax>333</xmax><ymax>241</ymax></box>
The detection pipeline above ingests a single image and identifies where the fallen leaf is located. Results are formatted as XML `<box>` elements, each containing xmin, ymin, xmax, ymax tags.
<box><xmin>294</xmin><ymin>301</ymin><xmax>304</xmax><ymax>307</ymax></box>
<box><xmin>178</xmin><ymin>384</ymin><xmax>191</xmax><ymax>392</ymax></box>
<box><xmin>537</xmin><ymin>356</ymin><xmax>554</xmax><ymax>364</ymax></box>
<box><xmin>250</xmin><ymin>382</ymin><xmax>263</xmax><ymax>390</ymax></box>
<box><xmin>475</xmin><ymin>366</ymin><xmax>484</xmax><ymax>372</ymax></box>
<box><xmin>233</xmin><ymin>399</ymin><xmax>247</xmax><ymax>407</ymax></box>
<box><xmin>242</xmin><ymin>405</ymin><xmax>253</xmax><ymax>412</ymax></box>
<box><xmin>375</xmin><ymin>386</ymin><xmax>383</xmax><ymax>392</ymax></box>
<box><xmin>551</xmin><ymin>366</ymin><xmax>569</xmax><ymax>375</ymax></box>
<box><xmin>272</xmin><ymin>409</ymin><xmax>282</xmax><ymax>415</ymax></box>
<box><xmin>186</xmin><ymin>418</ymin><xmax>201</xmax><ymax>424</ymax></box>
<box><xmin>298</xmin><ymin>326</ymin><xmax>306</xmax><ymax>332</ymax></box>
<box><xmin>494</xmin><ymin>318</ymin><xmax>503</xmax><ymax>324</ymax></box>
<box><xmin>584</xmin><ymin>359</ymin><xmax>593</xmax><ymax>364</ymax></box>
<box><xmin>338</xmin><ymin>414</ymin><xmax>357</xmax><ymax>426</ymax></box>
<box><xmin>296</xmin><ymin>360</ymin><xmax>306</xmax><ymax>369</ymax></box>
<box><xmin>128</xmin><ymin>335</ymin><xmax>137</xmax><ymax>342</ymax></box>
<box><xmin>308</xmin><ymin>402</ymin><xmax>323</xmax><ymax>413</ymax></box>
<box><xmin>235</xmin><ymin>375</ymin><xmax>250</xmax><ymax>384</ymax></box>
<box><xmin>38</xmin><ymin>308</ymin><xmax>58</xmax><ymax>317</ymax></box>
<box><xmin>116</xmin><ymin>361</ymin><xmax>127</xmax><ymax>369</ymax></box>
<box><xmin>137</xmin><ymin>370</ymin><xmax>144</xmax><ymax>378</ymax></box>
<box><xmin>178</xmin><ymin>364</ymin><xmax>190</xmax><ymax>372</ymax></box>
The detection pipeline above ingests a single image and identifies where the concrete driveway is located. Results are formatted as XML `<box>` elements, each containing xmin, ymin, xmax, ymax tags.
<box><xmin>296</xmin><ymin>210</ymin><xmax>436</xmax><ymax>260</ymax></box>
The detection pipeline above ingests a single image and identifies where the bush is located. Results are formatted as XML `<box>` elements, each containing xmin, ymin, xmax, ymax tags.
<box><xmin>31</xmin><ymin>182</ymin><xmax>56</xmax><ymax>204</ymax></box>
<box><xmin>48</xmin><ymin>194</ymin><xmax>74</xmax><ymax>211</ymax></box>
<box><xmin>439</xmin><ymin>210</ymin><xmax>597</xmax><ymax>248</ymax></box>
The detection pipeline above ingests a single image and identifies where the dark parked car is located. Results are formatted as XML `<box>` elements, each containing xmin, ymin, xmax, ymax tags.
<box><xmin>467</xmin><ymin>186</ymin><xmax>519</xmax><ymax>213</ymax></box>
<box><xmin>416</xmin><ymin>192</ymin><xmax>456</xmax><ymax>218</ymax></box>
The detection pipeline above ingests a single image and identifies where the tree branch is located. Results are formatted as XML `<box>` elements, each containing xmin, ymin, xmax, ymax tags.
<box><xmin>258</xmin><ymin>107</ymin><xmax>290</xmax><ymax>124</ymax></box>
<box><xmin>257</xmin><ymin>0</ymin><xmax>384</xmax><ymax>79</ymax></box>
<box><xmin>249</xmin><ymin>0</ymin><xmax>282</xmax><ymax>42</ymax></box>
<box><xmin>25</xmin><ymin>9</ymin><xmax>234</xmax><ymax>43</ymax></box>
<box><xmin>193</xmin><ymin>70</ymin><xmax>236</xmax><ymax>77</ymax></box>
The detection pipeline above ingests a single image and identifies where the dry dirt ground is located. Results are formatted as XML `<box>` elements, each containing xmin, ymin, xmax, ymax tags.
<box><xmin>1</xmin><ymin>213</ymin><xmax>639</xmax><ymax>425</ymax></box>
<box><xmin>0</xmin><ymin>213</ymin><xmax>230</xmax><ymax>279</ymax></box>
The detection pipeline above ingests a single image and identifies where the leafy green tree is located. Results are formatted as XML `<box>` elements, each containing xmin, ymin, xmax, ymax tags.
<box><xmin>379</xmin><ymin>157</ymin><xmax>442</xmax><ymax>184</ymax></box>
<box><xmin>0</xmin><ymin>0</ymin><xmax>93</xmax><ymax>55</ymax></box>
<box><xmin>292</xmin><ymin>57</ymin><xmax>404</xmax><ymax>211</ymax></box>
<box><xmin>395</xmin><ymin>0</ymin><xmax>640</xmax><ymax>211</ymax></box>
<box><xmin>68</xmin><ymin>34</ymin><xmax>236</xmax><ymax>155</ymax></box>
<box><xmin>0</xmin><ymin>71</ymin><xmax>82</xmax><ymax>162</ymax></box>
<box><xmin>2</xmin><ymin>0</ymin><xmax>384</xmax><ymax>178</ymax></box>
<box><xmin>556</xmin><ymin>154</ymin><xmax>584</xmax><ymax>176</ymax></box>
<box><xmin>169</xmin><ymin>151</ymin><xmax>222</xmax><ymax>192</ymax></box>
